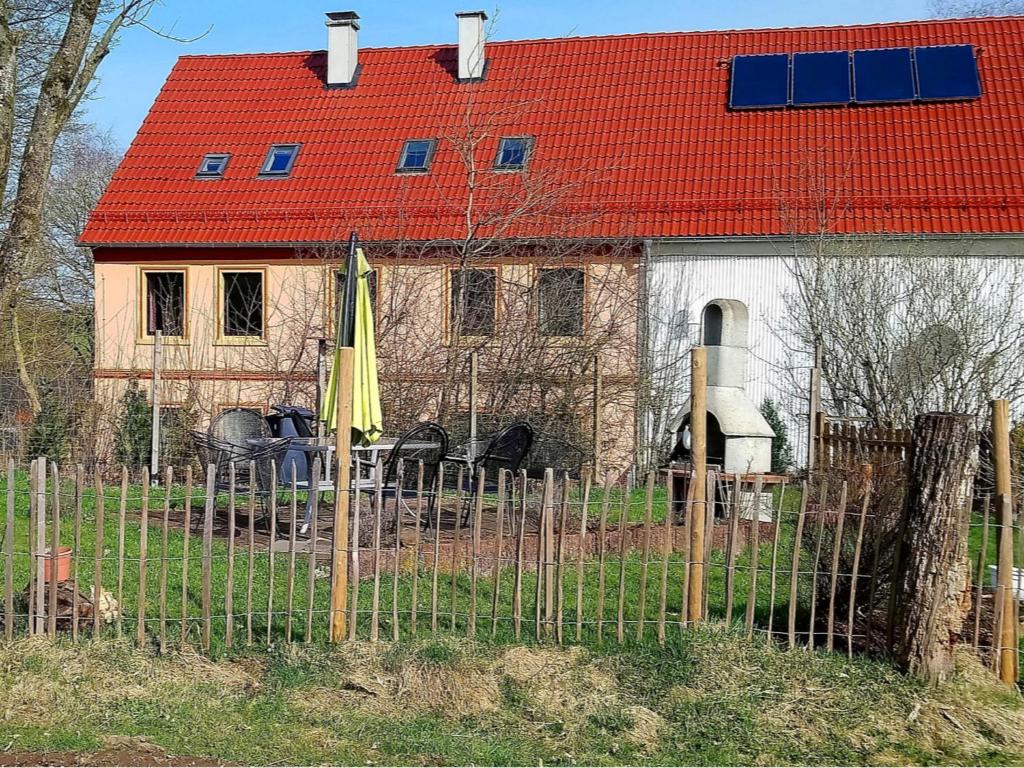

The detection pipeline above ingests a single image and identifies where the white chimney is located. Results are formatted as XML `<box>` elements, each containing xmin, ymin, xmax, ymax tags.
<box><xmin>325</xmin><ymin>11</ymin><xmax>359</xmax><ymax>87</ymax></box>
<box><xmin>456</xmin><ymin>11</ymin><xmax>487</xmax><ymax>81</ymax></box>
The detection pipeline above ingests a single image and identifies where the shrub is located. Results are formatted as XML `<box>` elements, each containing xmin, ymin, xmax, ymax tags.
<box><xmin>761</xmin><ymin>398</ymin><xmax>793</xmax><ymax>474</ymax></box>
<box><xmin>113</xmin><ymin>380</ymin><xmax>151</xmax><ymax>469</ymax></box>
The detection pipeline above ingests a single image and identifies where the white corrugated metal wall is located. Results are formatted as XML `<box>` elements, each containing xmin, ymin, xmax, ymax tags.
<box><xmin>645</xmin><ymin>250</ymin><xmax>811</xmax><ymax>467</ymax></box>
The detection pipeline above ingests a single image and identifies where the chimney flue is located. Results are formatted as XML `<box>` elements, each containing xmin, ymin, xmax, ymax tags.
<box><xmin>456</xmin><ymin>11</ymin><xmax>487</xmax><ymax>81</ymax></box>
<box><xmin>325</xmin><ymin>11</ymin><xmax>359</xmax><ymax>87</ymax></box>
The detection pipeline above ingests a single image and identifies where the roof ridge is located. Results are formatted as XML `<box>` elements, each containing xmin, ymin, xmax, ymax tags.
<box><xmin>177</xmin><ymin>14</ymin><xmax>1024</xmax><ymax>60</ymax></box>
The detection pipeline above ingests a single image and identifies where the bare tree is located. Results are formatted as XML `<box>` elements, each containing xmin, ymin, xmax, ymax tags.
<box><xmin>783</xmin><ymin>240</ymin><xmax>1024</xmax><ymax>428</ymax></box>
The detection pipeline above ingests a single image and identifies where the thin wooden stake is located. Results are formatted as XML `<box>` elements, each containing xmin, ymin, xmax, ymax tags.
<box><xmin>225</xmin><ymin>464</ymin><xmax>237</xmax><ymax>648</ymax></box>
<box><xmin>329</xmin><ymin>347</ymin><xmax>354</xmax><ymax>642</ymax></box>
<box><xmin>596</xmin><ymin>472</ymin><xmax>611</xmax><ymax>644</ymax></box>
<box><xmin>469</xmin><ymin>466</ymin><xmax>484</xmax><ymax>638</ymax></box>
<box><xmin>657</xmin><ymin>467</ymin><xmax>673</xmax><ymax>644</ymax></box>
<box><xmin>136</xmin><ymin>466</ymin><xmax>149</xmax><ymax>649</ymax></box>
<box><xmin>48</xmin><ymin>463</ymin><xmax>60</xmax><ymax>639</ymax></box>
<box><xmin>576</xmin><ymin>470</ymin><xmax>592</xmax><ymax>643</ymax></box>
<box><xmin>411</xmin><ymin>461</ymin><xmax>424</xmax><ymax>636</ymax></box>
<box><xmin>848</xmin><ymin>466</ymin><xmax>872</xmax><ymax>657</ymax></box>
<box><xmin>807</xmin><ymin>479</ymin><xmax>829</xmax><ymax>650</ymax></box>
<box><xmin>616</xmin><ymin>490</ymin><xmax>628</xmax><ymax>644</ymax></box>
<box><xmin>4</xmin><ymin>459</ymin><xmax>13</xmax><ymax>641</ymax></box>
<box><xmin>72</xmin><ymin>465</ymin><xmax>82</xmax><ymax>641</ymax></box>
<box><xmin>26</xmin><ymin>460</ymin><xmax>34</xmax><ymax>638</ymax></box>
<box><xmin>306</xmin><ymin>457</ymin><xmax>320</xmax><ymax>644</ymax></box>
<box><xmin>247</xmin><ymin>460</ymin><xmax>256</xmax><ymax>645</ymax></box>
<box><xmin>117</xmin><ymin>465</ymin><xmax>128</xmax><ymax>639</ymax></box>
<box><xmin>512</xmin><ymin>470</ymin><xmax>527</xmax><ymax>641</ymax></box>
<box><xmin>725</xmin><ymin>477</ymin><xmax>742</xmax><ymax>625</ymax></box>
<box><xmin>534</xmin><ymin>472</ymin><xmax>548</xmax><ymax>642</ymax></box>
<box><xmin>788</xmin><ymin>481</ymin><xmax>809</xmax><ymax>649</ymax></box>
<box><xmin>93</xmin><ymin>467</ymin><xmax>106</xmax><ymax>638</ymax></box>
<box><xmin>430</xmin><ymin>464</ymin><xmax>443</xmax><ymax>637</ymax></box>
<box><xmin>826</xmin><ymin>481</ymin><xmax>848</xmax><ymax>652</ymax></box>
<box><xmin>745</xmin><ymin>475</ymin><xmax>764</xmax><ymax>639</ymax></box>
<box><xmin>490</xmin><ymin>469</ymin><xmax>506</xmax><ymax>638</ymax></box>
<box><xmin>450</xmin><ymin>466</ymin><xmax>463</xmax><ymax>633</ymax></box>
<box><xmin>180</xmin><ymin>465</ymin><xmax>193</xmax><ymax>643</ymax></box>
<box><xmin>158</xmin><ymin>466</ymin><xmax>172</xmax><ymax>652</ymax></box>
<box><xmin>973</xmin><ymin>494</ymin><xmax>991</xmax><ymax>652</ymax></box>
<box><xmin>636</xmin><ymin>471</ymin><xmax>654</xmax><ymax>642</ymax></box>
<box><xmin>202</xmin><ymin>464</ymin><xmax>215</xmax><ymax>651</ymax></box>
<box><xmin>555</xmin><ymin>473</ymin><xmax>570</xmax><ymax>644</ymax></box>
<box><xmin>702</xmin><ymin>471</ymin><xmax>716</xmax><ymax>621</ymax></box>
<box><xmin>266</xmin><ymin>461</ymin><xmax>277</xmax><ymax>645</ymax></box>
<box><xmin>370</xmin><ymin>458</ymin><xmax>383</xmax><ymax>642</ymax></box>
<box><xmin>392</xmin><ymin>461</ymin><xmax>403</xmax><ymax>642</ymax></box>
<box><xmin>767</xmin><ymin>480</ymin><xmax>787</xmax><ymax>640</ymax></box>
<box><xmin>285</xmin><ymin>464</ymin><xmax>298</xmax><ymax>643</ymax></box>
<box><xmin>349</xmin><ymin>456</ymin><xmax>362</xmax><ymax>641</ymax></box>
<box><xmin>678</xmin><ymin>469</ymin><xmax>696</xmax><ymax>630</ymax></box>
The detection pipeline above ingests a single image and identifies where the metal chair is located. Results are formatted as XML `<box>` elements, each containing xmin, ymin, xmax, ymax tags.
<box><xmin>376</xmin><ymin>422</ymin><xmax>449</xmax><ymax>530</ymax></box>
<box><xmin>451</xmin><ymin>421</ymin><xmax>534</xmax><ymax>526</ymax></box>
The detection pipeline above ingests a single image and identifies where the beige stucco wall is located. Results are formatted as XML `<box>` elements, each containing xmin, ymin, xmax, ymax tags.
<box><xmin>94</xmin><ymin>253</ymin><xmax>639</xmax><ymax>472</ymax></box>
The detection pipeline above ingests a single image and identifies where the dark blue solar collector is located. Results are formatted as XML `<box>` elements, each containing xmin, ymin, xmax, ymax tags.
<box><xmin>853</xmin><ymin>47</ymin><xmax>916</xmax><ymax>103</ymax></box>
<box><xmin>730</xmin><ymin>54</ymin><xmax>790</xmax><ymax>109</ymax></box>
<box><xmin>914</xmin><ymin>44</ymin><xmax>981</xmax><ymax>100</ymax></box>
<box><xmin>792</xmin><ymin>51</ymin><xmax>851</xmax><ymax>106</ymax></box>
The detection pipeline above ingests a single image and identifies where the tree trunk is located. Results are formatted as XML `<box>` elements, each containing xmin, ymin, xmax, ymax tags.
<box><xmin>891</xmin><ymin>412</ymin><xmax>977</xmax><ymax>682</ymax></box>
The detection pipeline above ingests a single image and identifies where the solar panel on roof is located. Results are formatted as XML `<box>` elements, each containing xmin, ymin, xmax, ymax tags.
<box><xmin>730</xmin><ymin>54</ymin><xmax>790</xmax><ymax>109</ymax></box>
<box><xmin>792</xmin><ymin>51</ymin><xmax>851</xmax><ymax>106</ymax></box>
<box><xmin>914</xmin><ymin>44</ymin><xmax>981</xmax><ymax>101</ymax></box>
<box><xmin>853</xmin><ymin>48</ymin><xmax>916</xmax><ymax>103</ymax></box>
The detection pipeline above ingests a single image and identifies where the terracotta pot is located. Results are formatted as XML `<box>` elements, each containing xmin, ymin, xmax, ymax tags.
<box><xmin>43</xmin><ymin>547</ymin><xmax>73</xmax><ymax>582</ymax></box>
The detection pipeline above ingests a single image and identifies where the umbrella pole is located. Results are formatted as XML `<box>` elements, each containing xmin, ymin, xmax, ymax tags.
<box><xmin>330</xmin><ymin>345</ymin><xmax>355</xmax><ymax>642</ymax></box>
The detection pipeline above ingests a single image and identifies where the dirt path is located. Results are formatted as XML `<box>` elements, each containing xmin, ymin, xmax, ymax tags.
<box><xmin>0</xmin><ymin>748</ymin><xmax>226</xmax><ymax>766</ymax></box>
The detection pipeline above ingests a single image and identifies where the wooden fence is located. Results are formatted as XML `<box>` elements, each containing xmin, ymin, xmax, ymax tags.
<box><xmin>816</xmin><ymin>416</ymin><xmax>912</xmax><ymax>472</ymax></box>
<box><xmin>0</xmin><ymin>456</ymin><xmax>1018</xmax><ymax>677</ymax></box>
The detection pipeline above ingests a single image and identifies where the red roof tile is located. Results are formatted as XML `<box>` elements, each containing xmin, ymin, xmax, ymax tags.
<box><xmin>82</xmin><ymin>16</ymin><xmax>1024</xmax><ymax>245</ymax></box>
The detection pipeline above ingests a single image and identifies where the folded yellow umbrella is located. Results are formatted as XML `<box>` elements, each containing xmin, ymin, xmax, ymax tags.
<box><xmin>321</xmin><ymin>247</ymin><xmax>382</xmax><ymax>445</ymax></box>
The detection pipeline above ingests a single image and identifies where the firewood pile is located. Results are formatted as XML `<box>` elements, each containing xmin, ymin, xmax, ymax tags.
<box><xmin>21</xmin><ymin>581</ymin><xmax>95</xmax><ymax>632</ymax></box>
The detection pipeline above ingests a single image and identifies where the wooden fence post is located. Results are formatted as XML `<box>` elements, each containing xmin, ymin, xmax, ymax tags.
<box><xmin>330</xmin><ymin>346</ymin><xmax>355</xmax><ymax>642</ymax></box>
<box><xmin>992</xmin><ymin>399</ymin><xmax>1019</xmax><ymax>684</ymax></box>
<box><xmin>687</xmin><ymin>347</ymin><xmax>707</xmax><ymax>623</ymax></box>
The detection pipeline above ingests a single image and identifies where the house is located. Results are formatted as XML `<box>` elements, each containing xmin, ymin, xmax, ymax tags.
<box><xmin>82</xmin><ymin>12</ymin><xmax>1024</xmax><ymax>472</ymax></box>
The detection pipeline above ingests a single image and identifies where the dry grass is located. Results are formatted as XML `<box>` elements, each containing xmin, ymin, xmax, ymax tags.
<box><xmin>0</xmin><ymin>631</ymin><xmax>1023</xmax><ymax>765</ymax></box>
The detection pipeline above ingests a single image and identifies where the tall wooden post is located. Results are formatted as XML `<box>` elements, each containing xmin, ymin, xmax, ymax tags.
<box><xmin>806</xmin><ymin>342</ymin><xmax>822</xmax><ymax>472</ymax></box>
<box><xmin>34</xmin><ymin>458</ymin><xmax>46</xmax><ymax>635</ymax></box>
<box><xmin>149</xmin><ymin>330</ymin><xmax>162</xmax><ymax>482</ymax></box>
<box><xmin>469</xmin><ymin>352</ymin><xmax>479</xmax><ymax>459</ymax></box>
<box><xmin>592</xmin><ymin>355</ymin><xmax>602</xmax><ymax>479</ymax></box>
<box><xmin>992</xmin><ymin>399</ymin><xmax>1018</xmax><ymax>684</ymax></box>
<box><xmin>687</xmin><ymin>347</ymin><xmax>707</xmax><ymax>623</ymax></box>
<box><xmin>330</xmin><ymin>346</ymin><xmax>355</xmax><ymax>642</ymax></box>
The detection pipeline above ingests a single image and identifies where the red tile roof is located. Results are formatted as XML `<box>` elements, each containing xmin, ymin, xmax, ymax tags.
<box><xmin>82</xmin><ymin>16</ymin><xmax>1024</xmax><ymax>246</ymax></box>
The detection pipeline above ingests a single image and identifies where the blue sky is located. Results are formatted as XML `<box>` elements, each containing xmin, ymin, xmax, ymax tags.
<box><xmin>87</xmin><ymin>0</ymin><xmax>934</xmax><ymax>147</ymax></box>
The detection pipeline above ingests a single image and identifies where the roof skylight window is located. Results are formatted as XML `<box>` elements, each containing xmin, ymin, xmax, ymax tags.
<box><xmin>494</xmin><ymin>136</ymin><xmax>532</xmax><ymax>171</ymax></box>
<box><xmin>259</xmin><ymin>144</ymin><xmax>300</xmax><ymax>177</ymax></box>
<box><xmin>397</xmin><ymin>139</ymin><xmax>436</xmax><ymax>173</ymax></box>
<box><xmin>196</xmin><ymin>153</ymin><xmax>230</xmax><ymax>178</ymax></box>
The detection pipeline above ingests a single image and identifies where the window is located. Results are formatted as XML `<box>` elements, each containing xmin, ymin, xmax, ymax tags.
<box><xmin>397</xmin><ymin>139</ymin><xmax>436</xmax><ymax>172</ymax></box>
<box><xmin>196</xmin><ymin>153</ymin><xmax>230</xmax><ymax>178</ymax></box>
<box><xmin>494</xmin><ymin>136</ymin><xmax>532</xmax><ymax>171</ymax></box>
<box><xmin>538</xmin><ymin>268</ymin><xmax>584</xmax><ymax>336</ymax></box>
<box><xmin>450</xmin><ymin>268</ymin><xmax>496</xmax><ymax>336</ymax></box>
<box><xmin>335</xmin><ymin>268</ymin><xmax>378</xmax><ymax>328</ymax></box>
<box><xmin>221</xmin><ymin>271</ymin><xmax>264</xmax><ymax>337</ymax></box>
<box><xmin>144</xmin><ymin>271</ymin><xmax>185</xmax><ymax>336</ymax></box>
<box><xmin>259</xmin><ymin>144</ymin><xmax>300</xmax><ymax>176</ymax></box>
